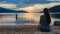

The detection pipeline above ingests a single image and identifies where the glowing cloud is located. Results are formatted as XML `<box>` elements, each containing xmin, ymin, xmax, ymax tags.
<box><xmin>0</xmin><ymin>3</ymin><xmax>16</xmax><ymax>8</ymax></box>
<box><xmin>18</xmin><ymin>2</ymin><xmax>60</xmax><ymax>13</ymax></box>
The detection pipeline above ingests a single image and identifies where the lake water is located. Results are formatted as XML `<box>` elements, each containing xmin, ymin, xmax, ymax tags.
<box><xmin>0</xmin><ymin>13</ymin><xmax>60</xmax><ymax>26</ymax></box>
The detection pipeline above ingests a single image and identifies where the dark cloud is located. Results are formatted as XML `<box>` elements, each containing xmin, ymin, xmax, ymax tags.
<box><xmin>0</xmin><ymin>0</ymin><xmax>52</xmax><ymax>4</ymax></box>
<box><xmin>0</xmin><ymin>0</ymin><xmax>52</xmax><ymax>7</ymax></box>
<box><xmin>0</xmin><ymin>0</ymin><xmax>59</xmax><ymax>9</ymax></box>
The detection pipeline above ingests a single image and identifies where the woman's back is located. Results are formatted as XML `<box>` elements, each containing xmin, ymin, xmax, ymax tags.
<box><xmin>38</xmin><ymin>8</ymin><xmax>51</xmax><ymax>32</ymax></box>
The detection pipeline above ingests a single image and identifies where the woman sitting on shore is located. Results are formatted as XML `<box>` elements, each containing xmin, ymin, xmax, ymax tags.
<box><xmin>38</xmin><ymin>8</ymin><xmax>51</xmax><ymax>32</ymax></box>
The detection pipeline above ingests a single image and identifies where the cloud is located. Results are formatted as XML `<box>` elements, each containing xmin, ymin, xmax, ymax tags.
<box><xmin>46</xmin><ymin>2</ymin><xmax>60</xmax><ymax>8</ymax></box>
<box><xmin>18</xmin><ymin>4</ymin><xmax>46</xmax><ymax>13</ymax></box>
<box><xmin>18</xmin><ymin>2</ymin><xmax>60</xmax><ymax>13</ymax></box>
<box><xmin>0</xmin><ymin>3</ymin><xmax>16</xmax><ymax>9</ymax></box>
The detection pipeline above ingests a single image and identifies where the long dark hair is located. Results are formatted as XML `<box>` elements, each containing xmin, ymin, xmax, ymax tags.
<box><xmin>43</xmin><ymin>8</ymin><xmax>51</xmax><ymax>25</ymax></box>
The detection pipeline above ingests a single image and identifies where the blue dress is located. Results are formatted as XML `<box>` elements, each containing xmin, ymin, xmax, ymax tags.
<box><xmin>38</xmin><ymin>15</ymin><xmax>50</xmax><ymax>32</ymax></box>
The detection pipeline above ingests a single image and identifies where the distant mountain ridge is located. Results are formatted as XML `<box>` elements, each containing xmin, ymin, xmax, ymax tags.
<box><xmin>49</xmin><ymin>5</ymin><xmax>60</xmax><ymax>19</ymax></box>
<box><xmin>0</xmin><ymin>7</ymin><xmax>28</xmax><ymax>13</ymax></box>
<box><xmin>49</xmin><ymin>5</ymin><xmax>60</xmax><ymax>13</ymax></box>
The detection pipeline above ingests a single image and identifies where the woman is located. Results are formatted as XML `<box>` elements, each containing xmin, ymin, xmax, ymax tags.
<box><xmin>38</xmin><ymin>8</ymin><xmax>51</xmax><ymax>32</ymax></box>
<box><xmin>43</xmin><ymin>8</ymin><xmax>51</xmax><ymax>26</ymax></box>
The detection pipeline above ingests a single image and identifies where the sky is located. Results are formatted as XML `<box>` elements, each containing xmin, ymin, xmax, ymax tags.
<box><xmin>0</xmin><ymin>0</ymin><xmax>60</xmax><ymax>12</ymax></box>
<box><xmin>0</xmin><ymin>0</ymin><xmax>60</xmax><ymax>25</ymax></box>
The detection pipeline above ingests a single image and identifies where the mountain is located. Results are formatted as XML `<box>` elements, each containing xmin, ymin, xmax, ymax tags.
<box><xmin>49</xmin><ymin>5</ymin><xmax>60</xmax><ymax>19</ymax></box>
<box><xmin>0</xmin><ymin>7</ymin><xmax>28</xmax><ymax>13</ymax></box>
<box><xmin>49</xmin><ymin>5</ymin><xmax>60</xmax><ymax>13</ymax></box>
